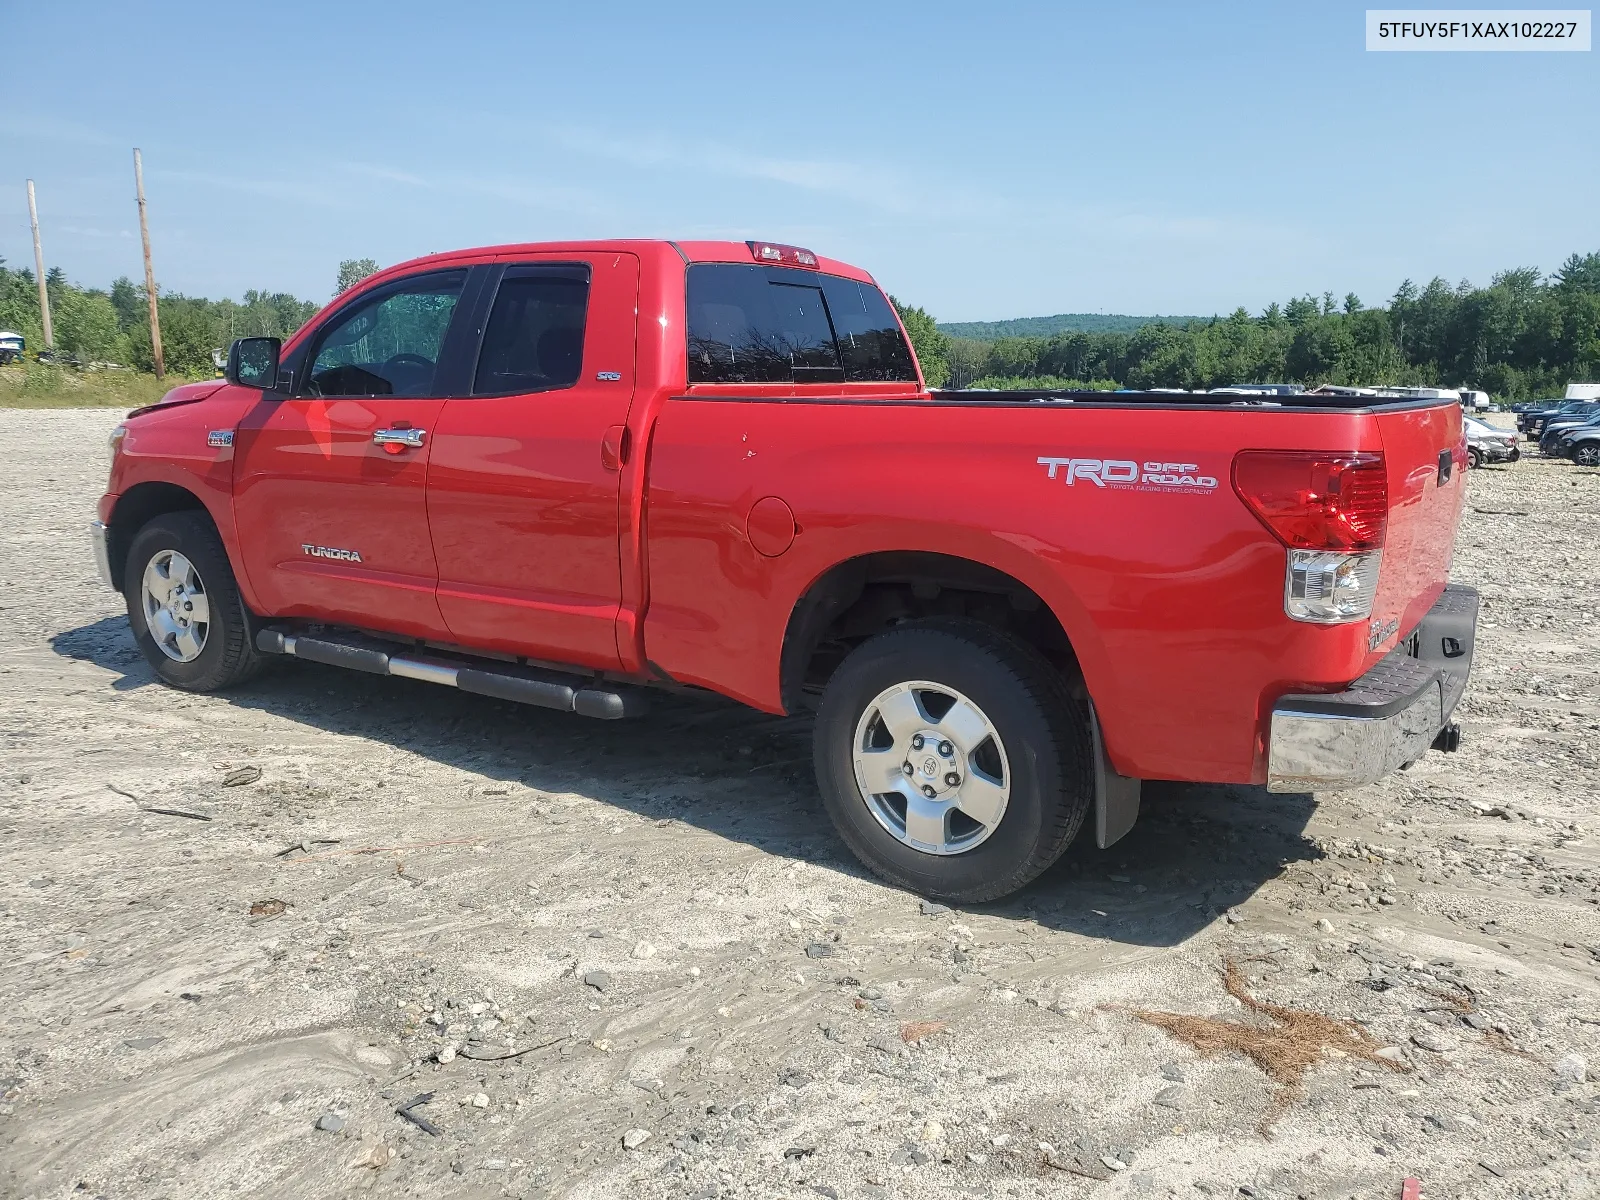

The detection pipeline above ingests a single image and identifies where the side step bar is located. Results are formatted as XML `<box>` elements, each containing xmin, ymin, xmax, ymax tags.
<box><xmin>255</xmin><ymin>628</ymin><xmax>648</xmax><ymax>719</ymax></box>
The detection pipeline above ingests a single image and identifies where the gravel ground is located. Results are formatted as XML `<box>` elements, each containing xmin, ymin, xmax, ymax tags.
<box><xmin>1</xmin><ymin>408</ymin><xmax>1598</xmax><ymax>1200</ymax></box>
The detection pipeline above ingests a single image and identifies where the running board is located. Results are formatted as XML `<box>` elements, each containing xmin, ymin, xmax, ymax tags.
<box><xmin>255</xmin><ymin>628</ymin><xmax>648</xmax><ymax>719</ymax></box>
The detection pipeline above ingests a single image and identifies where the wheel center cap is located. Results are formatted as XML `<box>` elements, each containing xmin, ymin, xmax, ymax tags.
<box><xmin>920</xmin><ymin>757</ymin><xmax>939</xmax><ymax>778</ymax></box>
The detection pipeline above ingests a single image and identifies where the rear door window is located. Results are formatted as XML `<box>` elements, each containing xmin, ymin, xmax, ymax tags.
<box><xmin>687</xmin><ymin>264</ymin><xmax>913</xmax><ymax>385</ymax></box>
<box><xmin>473</xmin><ymin>264</ymin><xmax>591</xmax><ymax>395</ymax></box>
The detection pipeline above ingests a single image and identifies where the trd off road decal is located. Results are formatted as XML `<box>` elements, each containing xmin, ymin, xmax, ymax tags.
<box><xmin>1036</xmin><ymin>456</ymin><xmax>1218</xmax><ymax>494</ymax></box>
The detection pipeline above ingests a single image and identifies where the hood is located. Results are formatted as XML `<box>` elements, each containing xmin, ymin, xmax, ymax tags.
<box><xmin>156</xmin><ymin>380</ymin><xmax>229</xmax><ymax>405</ymax></box>
<box><xmin>126</xmin><ymin>378</ymin><xmax>228</xmax><ymax>419</ymax></box>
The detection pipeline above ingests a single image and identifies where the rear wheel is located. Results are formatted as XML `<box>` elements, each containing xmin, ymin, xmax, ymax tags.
<box><xmin>1467</xmin><ymin>447</ymin><xmax>1483</xmax><ymax>469</ymax></box>
<box><xmin>124</xmin><ymin>511</ymin><xmax>264</xmax><ymax>691</ymax></box>
<box><xmin>813</xmin><ymin>621</ymin><xmax>1092</xmax><ymax>903</ymax></box>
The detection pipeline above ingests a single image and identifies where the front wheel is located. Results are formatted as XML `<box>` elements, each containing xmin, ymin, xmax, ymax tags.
<box><xmin>1468</xmin><ymin>447</ymin><xmax>1484</xmax><ymax>469</ymax></box>
<box><xmin>813</xmin><ymin>622</ymin><xmax>1093</xmax><ymax>903</ymax></box>
<box><xmin>124</xmin><ymin>511</ymin><xmax>264</xmax><ymax>691</ymax></box>
<box><xmin>1576</xmin><ymin>443</ymin><xmax>1600</xmax><ymax>468</ymax></box>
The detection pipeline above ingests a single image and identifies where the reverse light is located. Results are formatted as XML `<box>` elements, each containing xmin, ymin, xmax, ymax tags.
<box><xmin>1283</xmin><ymin>549</ymin><xmax>1382</xmax><ymax>623</ymax></box>
<box><xmin>747</xmin><ymin>241</ymin><xmax>819</xmax><ymax>268</ymax></box>
<box><xmin>1232</xmin><ymin>450</ymin><xmax>1389</xmax><ymax>624</ymax></box>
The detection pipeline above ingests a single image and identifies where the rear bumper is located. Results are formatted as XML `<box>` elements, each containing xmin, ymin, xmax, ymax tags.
<box><xmin>90</xmin><ymin>520</ymin><xmax>114</xmax><ymax>590</ymax></box>
<box><xmin>1267</xmin><ymin>584</ymin><xmax>1478</xmax><ymax>793</ymax></box>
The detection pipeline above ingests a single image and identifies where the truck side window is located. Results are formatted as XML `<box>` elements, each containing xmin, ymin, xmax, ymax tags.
<box><xmin>473</xmin><ymin>264</ymin><xmax>591</xmax><ymax>396</ymax></box>
<box><xmin>819</xmin><ymin>277</ymin><xmax>918</xmax><ymax>382</ymax></box>
<box><xmin>305</xmin><ymin>271</ymin><xmax>466</xmax><ymax>397</ymax></box>
<box><xmin>687</xmin><ymin>264</ymin><xmax>843</xmax><ymax>384</ymax></box>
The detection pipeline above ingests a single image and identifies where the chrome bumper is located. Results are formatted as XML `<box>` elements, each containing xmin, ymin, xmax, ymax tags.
<box><xmin>91</xmin><ymin>520</ymin><xmax>114</xmax><ymax>589</ymax></box>
<box><xmin>1267</xmin><ymin>585</ymin><xmax>1478</xmax><ymax>792</ymax></box>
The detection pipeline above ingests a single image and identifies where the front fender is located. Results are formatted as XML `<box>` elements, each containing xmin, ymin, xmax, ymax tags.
<box><xmin>108</xmin><ymin>390</ymin><xmax>259</xmax><ymax>610</ymax></box>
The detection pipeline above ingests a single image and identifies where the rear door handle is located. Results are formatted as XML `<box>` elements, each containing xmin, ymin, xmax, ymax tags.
<box><xmin>374</xmin><ymin>427</ymin><xmax>427</xmax><ymax>448</ymax></box>
<box><xmin>601</xmin><ymin>424</ymin><xmax>630</xmax><ymax>471</ymax></box>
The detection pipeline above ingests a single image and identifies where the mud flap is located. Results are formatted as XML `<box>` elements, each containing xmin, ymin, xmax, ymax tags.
<box><xmin>1091</xmin><ymin>703</ymin><xmax>1141</xmax><ymax>849</ymax></box>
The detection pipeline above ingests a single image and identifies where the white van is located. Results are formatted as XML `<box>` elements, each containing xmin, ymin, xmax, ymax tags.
<box><xmin>1458</xmin><ymin>390</ymin><xmax>1491</xmax><ymax>412</ymax></box>
<box><xmin>1565</xmin><ymin>383</ymin><xmax>1600</xmax><ymax>401</ymax></box>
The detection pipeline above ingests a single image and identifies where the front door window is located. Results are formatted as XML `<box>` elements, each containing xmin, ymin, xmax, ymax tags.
<box><xmin>305</xmin><ymin>271</ymin><xmax>466</xmax><ymax>397</ymax></box>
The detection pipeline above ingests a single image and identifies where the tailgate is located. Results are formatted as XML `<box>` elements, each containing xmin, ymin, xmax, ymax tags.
<box><xmin>1371</xmin><ymin>401</ymin><xmax>1465</xmax><ymax>649</ymax></box>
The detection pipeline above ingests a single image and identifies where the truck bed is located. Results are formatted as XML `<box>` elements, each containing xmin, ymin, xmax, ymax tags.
<box><xmin>642</xmin><ymin>389</ymin><xmax>1465</xmax><ymax>786</ymax></box>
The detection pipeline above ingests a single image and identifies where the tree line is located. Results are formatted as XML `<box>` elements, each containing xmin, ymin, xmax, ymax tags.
<box><xmin>0</xmin><ymin>260</ymin><xmax>376</xmax><ymax>376</ymax></box>
<box><xmin>6</xmin><ymin>251</ymin><xmax>1597</xmax><ymax>400</ymax></box>
<box><xmin>897</xmin><ymin>250</ymin><xmax>1600</xmax><ymax>399</ymax></box>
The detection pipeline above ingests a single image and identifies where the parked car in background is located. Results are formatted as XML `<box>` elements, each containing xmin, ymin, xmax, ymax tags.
<box><xmin>1464</xmin><ymin>417</ymin><xmax>1519</xmax><ymax>466</ymax></box>
<box><xmin>1213</xmin><ymin>383</ymin><xmax>1303</xmax><ymax>396</ymax></box>
<box><xmin>1522</xmin><ymin>400</ymin><xmax>1599</xmax><ymax>441</ymax></box>
<box><xmin>0</xmin><ymin>331</ymin><xmax>23</xmax><ymax>365</ymax></box>
<box><xmin>1564</xmin><ymin>424</ymin><xmax>1600</xmax><ymax>467</ymax></box>
<box><xmin>1540</xmin><ymin>412</ymin><xmax>1600</xmax><ymax>456</ymax></box>
<box><xmin>1304</xmin><ymin>385</ymin><xmax>1381</xmax><ymax>399</ymax></box>
<box><xmin>1458</xmin><ymin>390</ymin><xmax>1491</xmax><ymax>412</ymax></box>
<box><xmin>1548</xmin><ymin>416</ymin><xmax>1600</xmax><ymax>464</ymax></box>
<box><xmin>1386</xmin><ymin>387</ymin><xmax>1458</xmax><ymax>404</ymax></box>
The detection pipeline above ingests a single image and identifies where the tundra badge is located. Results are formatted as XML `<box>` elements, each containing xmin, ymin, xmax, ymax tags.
<box><xmin>301</xmin><ymin>544</ymin><xmax>363</xmax><ymax>563</ymax></box>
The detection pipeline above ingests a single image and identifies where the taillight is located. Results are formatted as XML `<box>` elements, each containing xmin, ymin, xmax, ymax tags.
<box><xmin>747</xmin><ymin>241</ymin><xmax>819</xmax><ymax>268</ymax></box>
<box><xmin>1232</xmin><ymin>450</ymin><xmax>1389</xmax><ymax>625</ymax></box>
<box><xmin>1231</xmin><ymin>451</ymin><xmax>1387</xmax><ymax>551</ymax></box>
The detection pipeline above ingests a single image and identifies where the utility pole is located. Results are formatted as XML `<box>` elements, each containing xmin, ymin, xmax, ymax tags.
<box><xmin>133</xmin><ymin>148</ymin><xmax>164</xmax><ymax>379</ymax></box>
<box><xmin>26</xmin><ymin>180</ymin><xmax>53</xmax><ymax>351</ymax></box>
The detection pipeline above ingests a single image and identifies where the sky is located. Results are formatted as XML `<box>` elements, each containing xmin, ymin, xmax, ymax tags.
<box><xmin>0</xmin><ymin>1</ymin><xmax>1595</xmax><ymax>322</ymax></box>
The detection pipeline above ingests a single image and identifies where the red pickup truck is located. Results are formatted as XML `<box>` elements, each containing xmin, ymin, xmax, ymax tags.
<box><xmin>93</xmin><ymin>239</ymin><xmax>1477</xmax><ymax>901</ymax></box>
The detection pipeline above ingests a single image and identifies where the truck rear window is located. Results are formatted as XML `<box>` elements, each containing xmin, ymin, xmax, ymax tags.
<box><xmin>687</xmin><ymin>264</ymin><xmax>917</xmax><ymax>385</ymax></box>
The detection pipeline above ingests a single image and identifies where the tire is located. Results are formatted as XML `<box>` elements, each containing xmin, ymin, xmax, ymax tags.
<box><xmin>1467</xmin><ymin>447</ymin><xmax>1483</xmax><ymax>469</ymax></box>
<box><xmin>1576</xmin><ymin>443</ymin><xmax>1600</xmax><ymax>468</ymax></box>
<box><xmin>1508</xmin><ymin>447</ymin><xmax>1520</xmax><ymax>462</ymax></box>
<box><xmin>124</xmin><ymin>511</ymin><xmax>264</xmax><ymax>691</ymax></box>
<box><xmin>812</xmin><ymin>621</ymin><xmax>1093</xmax><ymax>903</ymax></box>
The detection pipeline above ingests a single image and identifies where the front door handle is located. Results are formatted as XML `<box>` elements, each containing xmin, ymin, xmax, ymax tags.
<box><xmin>374</xmin><ymin>427</ymin><xmax>427</xmax><ymax>449</ymax></box>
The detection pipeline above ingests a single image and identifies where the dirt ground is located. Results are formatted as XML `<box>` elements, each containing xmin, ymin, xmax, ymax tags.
<box><xmin>2</xmin><ymin>408</ymin><xmax>1598</xmax><ymax>1200</ymax></box>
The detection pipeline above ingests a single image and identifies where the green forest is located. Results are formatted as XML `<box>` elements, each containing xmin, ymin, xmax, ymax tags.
<box><xmin>4</xmin><ymin>249</ymin><xmax>1599</xmax><ymax>403</ymax></box>
<box><xmin>939</xmin><ymin>312</ymin><xmax>1199</xmax><ymax>339</ymax></box>
<box><xmin>899</xmin><ymin>249</ymin><xmax>1600</xmax><ymax>398</ymax></box>
<box><xmin>0</xmin><ymin>260</ymin><xmax>318</xmax><ymax>376</ymax></box>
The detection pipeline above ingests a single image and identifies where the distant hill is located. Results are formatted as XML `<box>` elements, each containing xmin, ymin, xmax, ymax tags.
<box><xmin>939</xmin><ymin>313</ymin><xmax>1203</xmax><ymax>340</ymax></box>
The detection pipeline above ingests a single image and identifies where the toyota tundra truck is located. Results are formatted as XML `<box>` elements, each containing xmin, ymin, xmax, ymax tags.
<box><xmin>91</xmin><ymin>239</ymin><xmax>1477</xmax><ymax>902</ymax></box>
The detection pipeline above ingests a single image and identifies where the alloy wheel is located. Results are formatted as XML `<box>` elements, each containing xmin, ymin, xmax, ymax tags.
<box><xmin>141</xmin><ymin>549</ymin><xmax>211</xmax><ymax>662</ymax></box>
<box><xmin>851</xmin><ymin>680</ymin><xmax>1010</xmax><ymax>855</ymax></box>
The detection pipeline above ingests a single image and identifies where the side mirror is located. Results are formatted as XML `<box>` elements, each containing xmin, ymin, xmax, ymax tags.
<box><xmin>225</xmin><ymin>337</ymin><xmax>282</xmax><ymax>389</ymax></box>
